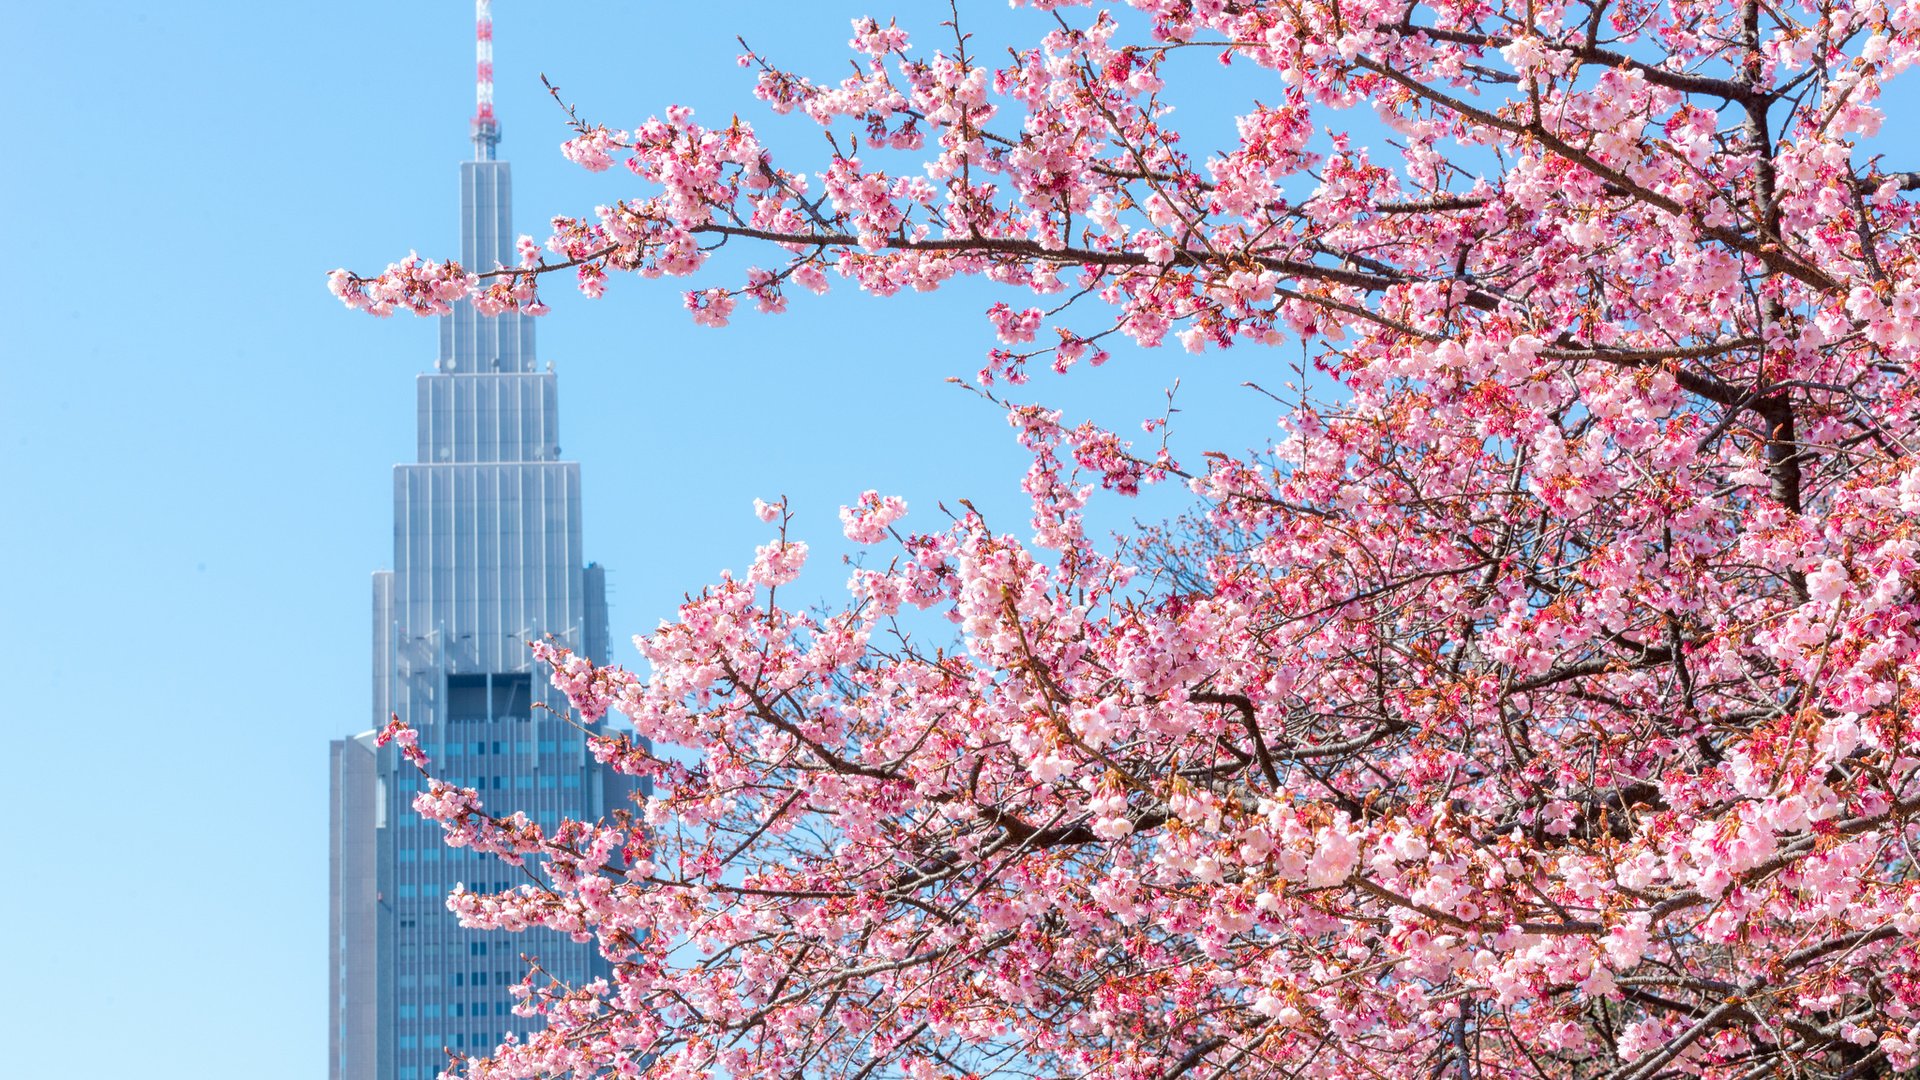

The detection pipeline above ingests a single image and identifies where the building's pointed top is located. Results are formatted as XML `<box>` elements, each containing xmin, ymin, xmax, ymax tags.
<box><xmin>472</xmin><ymin>0</ymin><xmax>500</xmax><ymax>160</ymax></box>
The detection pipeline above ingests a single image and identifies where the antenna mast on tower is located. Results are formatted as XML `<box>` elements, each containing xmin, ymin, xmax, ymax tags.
<box><xmin>471</xmin><ymin>0</ymin><xmax>500</xmax><ymax>159</ymax></box>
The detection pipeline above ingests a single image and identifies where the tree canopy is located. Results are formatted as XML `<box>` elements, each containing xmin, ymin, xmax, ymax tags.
<box><xmin>342</xmin><ymin>1</ymin><xmax>1920</xmax><ymax>1078</ymax></box>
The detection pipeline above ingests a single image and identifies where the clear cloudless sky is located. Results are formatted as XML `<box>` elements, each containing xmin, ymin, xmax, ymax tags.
<box><xmin>3</xmin><ymin>2</ymin><xmax>1913</xmax><ymax>1077</ymax></box>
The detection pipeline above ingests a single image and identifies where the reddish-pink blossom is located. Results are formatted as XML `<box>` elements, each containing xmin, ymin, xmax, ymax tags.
<box><xmin>333</xmin><ymin>3</ymin><xmax>1920</xmax><ymax>1079</ymax></box>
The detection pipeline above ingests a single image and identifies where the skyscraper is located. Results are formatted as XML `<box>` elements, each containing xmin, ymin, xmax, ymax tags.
<box><xmin>331</xmin><ymin>6</ymin><xmax>635</xmax><ymax>1079</ymax></box>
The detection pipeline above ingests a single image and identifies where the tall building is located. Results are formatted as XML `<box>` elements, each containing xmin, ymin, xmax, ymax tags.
<box><xmin>331</xmin><ymin>6</ymin><xmax>636</xmax><ymax>1079</ymax></box>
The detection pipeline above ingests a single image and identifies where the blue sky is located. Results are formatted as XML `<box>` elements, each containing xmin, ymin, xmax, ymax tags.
<box><xmin>0</xmin><ymin>3</ymin><xmax>1282</xmax><ymax>1075</ymax></box>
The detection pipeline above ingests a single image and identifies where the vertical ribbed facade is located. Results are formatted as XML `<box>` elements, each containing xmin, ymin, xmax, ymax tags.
<box><xmin>331</xmin><ymin>733</ymin><xmax>381</xmax><ymax>1080</ymax></box>
<box><xmin>438</xmin><ymin>162</ymin><xmax>535</xmax><ymax>375</ymax></box>
<box><xmin>331</xmin><ymin>140</ymin><xmax>638</xmax><ymax>1080</ymax></box>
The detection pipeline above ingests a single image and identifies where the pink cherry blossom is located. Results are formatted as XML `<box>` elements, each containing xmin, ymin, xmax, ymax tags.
<box><xmin>333</xmin><ymin>3</ymin><xmax>1920</xmax><ymax>1079</ymax></box>
<box><xmin>838</xmin><ymin>489</ymin><xmax>907</xmax><ymax>544</ymax></box>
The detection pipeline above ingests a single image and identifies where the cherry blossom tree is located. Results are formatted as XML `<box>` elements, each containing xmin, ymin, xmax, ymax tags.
<box><xmin>342</xmin><ymin>1</ymin><xmax>1920</xmax><ymax>1078</ymax></box>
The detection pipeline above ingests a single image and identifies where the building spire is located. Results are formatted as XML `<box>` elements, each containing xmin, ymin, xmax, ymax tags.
<box><xmin>471</xmin><ymin>0</ymin><xmax>500</xmax><ymax>160</ymax></box>
<box><xmin>443</xmin><ymin>0</ymin><xmax>532</xmax><ymax>373</ymax></box>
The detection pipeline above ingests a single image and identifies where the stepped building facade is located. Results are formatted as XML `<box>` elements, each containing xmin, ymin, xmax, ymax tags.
<box><xmin>329</xmin><ymin>34</ymin><xmax>635</xmax><ymax>1079</ymax></box>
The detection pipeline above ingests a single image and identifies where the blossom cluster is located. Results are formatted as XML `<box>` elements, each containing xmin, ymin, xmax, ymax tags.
<box><xmin>336</xmin><ymin>2</ymin><xmax>1920</xmax><ymax>1079</ymax></box>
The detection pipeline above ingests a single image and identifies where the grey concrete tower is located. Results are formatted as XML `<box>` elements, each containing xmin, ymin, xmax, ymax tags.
<box><xmin>330</xmin><ymin>33</ymin><xmax>635</xmax><ymax>1079</ymax></box>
